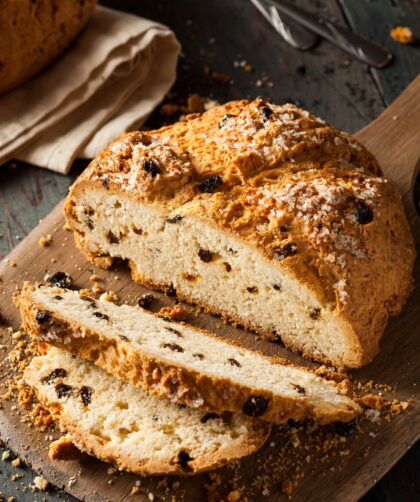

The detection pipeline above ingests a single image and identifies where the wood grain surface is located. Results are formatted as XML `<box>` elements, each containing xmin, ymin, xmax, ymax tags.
<box><xmin>0</xmin><ymin>1</ymin><xmax>419</xmax><ymax>500</ymax></box>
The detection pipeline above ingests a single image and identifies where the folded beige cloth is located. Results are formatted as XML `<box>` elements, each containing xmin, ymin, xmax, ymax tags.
<box><xmin>0</xmin><ymin>6</ymin><xmax>180</xmax><ymax>174</ymax></box>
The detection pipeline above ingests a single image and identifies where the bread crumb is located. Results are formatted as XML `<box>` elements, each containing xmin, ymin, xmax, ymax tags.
<box><xmin>390</xmin><ymin>26</ymin><xmax>415</xmax><ymax>44</ymax></box>
<box><xmin>130</xmin><ymin>486</ymin><xmax>140</xmax><ymax>495</ymax></box>
<box><xmin>38</xmin><ymin>235</ymin><xmax>52</xmax><ymax>247</ymax></box>
<box><xmin>187</xmin><ymin>94</ymin><xmax>206</xmax><ymax>113</ymax></box>
<box><xmin>99</xmin><ymin>291</ymin><xmax>119</xmax><ymax>303</ymax></box>
<box><xmin>33</xmin><ymin>475</ymin><xmax>49</xmax><ymax>491</ymax></box>
<box><xmin>49</xmin><ymin>435</ymin><xmax>80</xmax><ymax>460</ymax></box>
<box><xmin>158</xmin><ymin>304</ymin><xmax>188</xmax><ymax>322</ymax></box>
<box><xmin>89</xmin><ymin>274</ymin><xmax>101</xmax><ymax>282</ymax></box>
<box><xmin>12</xmin><ymin>331</ymin><xmax>23</xmax><ymax>340</ymax></box>
<box><xmin>92</xmin><ymin>282</ymin><xmax>104</xmax><ymax>295</ymax></box>
<box><xmin>360</xmin><ymin>394</ymin><xmax>384</xmax><ymax>410</ymax></box>
<box><xmin>62</xmin><ymin>223</ymin><xmax>71</xmax><ymax>231</ymax></box>
<box><xmin>281</xmin><ymin>479</ymin><xmax>293</xmax><ymax>496</ymax></box>
<box><xmin>211</xmin><ymin>71</ymin><xmax>231</xmax><ymax>84</ymax></box>
<box><xmin>107</xmin><ymin>467</ymin><xmax>117</xmax><ymax>475</ymax></box>
<box><xmin>365</xmin><ymin>408</ymin><xmax>381</xmax><ymax>423</ymax></box>
<box><xmin>227</xmin><ymin>490</ymin><xmax>241</xmax><ymax>501</ymax></box>
<box><xmin>160</xmin><ymin>94</ymin><xmax>219</xmax><ymax>123</ymax></box>
<box><xmin>1</xmin><ymin>450</ymin><xmax>11</xmax><ymax>460</ymax></box>
<box><xmin>389</xmin><ymin>399</ymin><xmax>409</xmax><ymax>414</ymax></box>
<box><xmin>79</xmin><ymin>288</ymin><xmax>93</xmax><ymax>297</ymax></box>
<box><xmin>11</xmin><ymin>458</ymin><xmax>21</xmax><ymax>467</ymax></box>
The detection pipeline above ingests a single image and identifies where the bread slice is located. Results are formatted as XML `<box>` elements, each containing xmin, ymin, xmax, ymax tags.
<box><xmin>63</xmin><ymin>99</ymin><xmax>415</xmax><ymax>368</ymax></box>
<box><xmin>18</xmin><ymin>283</ymin><xmax>360</xmax><ymax>425</ymax></box>
<box><xmin>24</xmin><ymin>347</ymin><xmax>269</xmax><ymax>475</ymax></box>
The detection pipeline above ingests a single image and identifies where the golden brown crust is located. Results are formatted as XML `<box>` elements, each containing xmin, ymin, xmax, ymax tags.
<box><xmin>0</xmin><ymin>0</ymin><xmax>97</xmax><ymax>95</ymax></box>
<box><xmin>18</xmin><ymin>283</ymin><xmax>360</xmax><ymax>425</ymax></box>
<box><xmin>72</xmin><ymin>99</ymin><xmax>381</xmax><ymax>203</ymax></box>
<box><xmin>64</xmin><ymin>98</ymin><xmax>416</xmax><ymax>368</ymax></box>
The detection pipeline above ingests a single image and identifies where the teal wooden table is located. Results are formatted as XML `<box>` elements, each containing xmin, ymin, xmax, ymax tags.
<box><xmin>0</xmin><ymin>0</ymin><xmax>419</xmax><ymax>499</ymax></box>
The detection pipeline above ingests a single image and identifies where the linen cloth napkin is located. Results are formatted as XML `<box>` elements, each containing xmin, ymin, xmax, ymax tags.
<box><xmin>0</xmin><ymin>6</ymin><xmax>180</xmax><ymax>174</ymax></box>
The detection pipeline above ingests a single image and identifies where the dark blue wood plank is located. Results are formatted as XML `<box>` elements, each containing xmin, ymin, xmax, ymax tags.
<box><xmin>339</xmin><ymin>0</ymin><xmax>420</xmax><ymax>105</ymax></box>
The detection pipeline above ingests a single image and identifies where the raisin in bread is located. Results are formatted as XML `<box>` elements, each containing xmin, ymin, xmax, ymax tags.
<box><xmin>18</xmin><ymin>283</ymin><xmax>360</xmax><ymax>425</ymax></box>
<box><xmin>0</xmin><ymin>0</ymin><xmax>96</xmax><ymax>95</ymax></box>
<box><xmin>24</xmin><ymin>347</ymin><xmax>269</xmax><ymax>475</ymax></box>
<box><xmin>63</xmin><ymin>98</ymin><xmax>415</xmax><ymax>368</ymax></box>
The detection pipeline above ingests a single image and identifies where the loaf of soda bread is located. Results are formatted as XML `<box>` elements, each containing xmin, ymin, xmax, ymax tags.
<box><xmin>24</xmin><ymin>347</ymin><xmax>269</xmax><ymax>475</ymax></box>
<box><xmin>0</xmin><ymin>0</ymin><xmax>96</xmax><ymax>95</ymax></box>
<box><xmin>63</xmin><ymin>98</ymin><xmax>415</xmax><ymax>368</ymax></box>
<box><xmin>18</xmin><ymin>283</ymin><xmax>360</xmax><ymax>425</ymax></box>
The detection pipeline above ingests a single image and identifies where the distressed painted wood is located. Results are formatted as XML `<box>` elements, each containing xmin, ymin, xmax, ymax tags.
<box><xmin>339</xmin><ymin>0</ymin><xmax>420</xmax><ymax>105</ymax></box>
<box><xmin>0</xmin><ymin>1</ymin><xmax>419</xmax><ymax>500</ymax></box>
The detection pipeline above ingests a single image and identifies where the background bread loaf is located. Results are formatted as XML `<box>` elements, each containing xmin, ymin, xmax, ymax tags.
<box><xmin>0</xmin><ymin>0</ymin><xmax>96</xmax><ymax>95</ymax></box>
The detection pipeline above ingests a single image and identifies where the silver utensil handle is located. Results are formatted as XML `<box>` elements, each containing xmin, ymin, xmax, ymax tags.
<box><xmin>250</xmin><ymin>0</ymin><xmax>318</xmax><ymax>51</ymax></box>
<box><xmin>268</xmin><ymin>0</ymin><xmax>392</xmax><ymax>68</ymax></box>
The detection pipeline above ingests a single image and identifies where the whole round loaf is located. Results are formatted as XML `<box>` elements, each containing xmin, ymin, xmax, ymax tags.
<box><xmin>0</xmin><ymin>0</ymin><xmax>96</xmax><ymax>95</ymax></box>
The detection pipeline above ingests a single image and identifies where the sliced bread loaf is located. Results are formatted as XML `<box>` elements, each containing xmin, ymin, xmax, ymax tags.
<box><xmin>18</xmin><ymin>283</ymin><xmax>360</xmax><ymax>425</ymax></box>
<box><xmin>24</xmin><ymin>346</ymin><xmax>269</xmax><ymax>475</ymax></box>
<box><xmin>63</xmin><ymin>99</ymin><xmax>415</xmax><ymax>368</ymax></box>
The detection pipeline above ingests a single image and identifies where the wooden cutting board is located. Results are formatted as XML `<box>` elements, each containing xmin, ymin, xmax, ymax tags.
<box><xmin>0</xmin><ymin>77</ymin><xmax>419</xmax><ymax>502</ymax></box>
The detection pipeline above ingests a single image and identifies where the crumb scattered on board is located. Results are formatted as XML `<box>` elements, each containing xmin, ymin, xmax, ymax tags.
<box><xmin>99</xmin><ymin>290</ymin><xmax>119</xmax><ymax>304</ymax></box>
<box><xmin>390</xmin><ymin>26</ymin><xmax>415</xmax><ymax>44</ymax></box>
<box><xmin>158</xmin><ymin>304</ymin><xmax>188</xmax><ymax>322</ymax></box>
<box><xmin>33</xmin><ymin>475</ymin><xmax>49</xmax><ymax>491</ymax></box>
<box><xmin>38</xmin><ymin>235</ymin><xmax>53</xmax><ymax>248</ymax></box>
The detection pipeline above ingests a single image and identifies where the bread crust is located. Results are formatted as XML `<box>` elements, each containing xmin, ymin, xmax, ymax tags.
<box><xmin>63</xmin><ymin>99</ymin><xmax>416</xmax><ymax>368</ymax></box>
<box><xmin>0</xmin><ymin>0</ymin><xmax>96</xmax><ymax>95</ymax></box>
<box><xmin>18</xmin><ymin>283</ymin><xmax>360</xmax><ymax>425</ymax></box>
